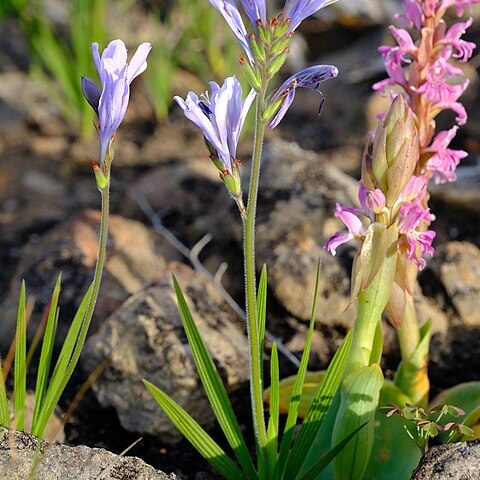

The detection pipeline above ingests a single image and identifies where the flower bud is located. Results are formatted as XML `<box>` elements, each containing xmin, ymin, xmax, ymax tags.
<box><xmin>366</xmin><ymin>189</ymin><xmax>386</xmax><ymax>214</ymax></box>
<box><xmin>239</xmin><ymin>57</ymin><xmax>262</xmax><ymax>91</ymax></box>
<box><xmin>273</xmin><ymin>18</ymin><xmax>292</xmax><ymax>38</ymax></box>
<box><xmin>262</xmin><ymin>96</ymin><xmax>284</xmax><ymax>124</ymax></box>
<box><xmin>249</xmin><ymin>34</ymin><xmax>266</xmax><ymax>63</ymax></box>
<box><xmin>371</xmin><ymin>95</ymin><xmax>419</xmax><ymax>206</ymax></box>
<box><xmin>257</xmin><ymin>22</ymin><xmax>270</xmax><ymax>44</ymax></box>
<box><xmin>221</xmin><ymin>166</ymin><xmax>242</xmax><ymax>199</ymax></box>
<box><xmin>267</xmin><ymin>47</ymin><xmax>290</xmax><ymax>77</ymax></box>
<box><xmin>271</xmin><ymin>33</ymin><xmax>292</xmax><ymax>56</ymax></box>
<box><xmin>92</xmin><ymin>160</ymin><xmax>109</xmax><ymax>190</ymax></box>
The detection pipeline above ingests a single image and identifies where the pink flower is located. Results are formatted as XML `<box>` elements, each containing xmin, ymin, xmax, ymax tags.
<box><xmin>426</xmin><ymin>127</ymin><xmax>468</xmax><ymax>183</ymax></box>
<box><xmin>324</xmin><ymin>204</ymin><xmax>366</xmax><ymax>255</ymax></box>
<box><xmin>394</xmin><ymin>0</ymin><xmax>423</xmax><ymax>29</ymax></box>
<box><xmin>398</xmin><ymin>203</ymin><xmax>436</xmax><ymax>270</ymax></box>
<box><xmin>439</xmin><ymin>18</ymin><xmax>476</xmax><ymax>62</ymax></box>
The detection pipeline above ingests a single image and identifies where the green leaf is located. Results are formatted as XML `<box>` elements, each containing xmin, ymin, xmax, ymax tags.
<box><xmin>284</xmin><ymin>330</ymin><xmax>352</xmax><ymax>479</ymax></box>
<box><xmin>257</xmin><ymin>265</ymin><xmax>268</xmax><ymax>380</ymax></box>
<box><xmin>14</xmin><ymin>281</ymin><xmax>27</xmax><ymax>431</ymax></box>
<box><xmin>299</xmin><ymin>423</ymin><xmax>367</xmax><ymax>480</ymax></box>
<box><xmin>172</xmin><ymin>276</ymin><xmax>256</xmax><ymax>479</ymax></box>
<box><xmin>32</xmin><ymin>274</ymin><xmax>62</xmax><ymax>430</ymax></box>
<box><xmin>394</xmin><ymin>319</ymin><xmax>432</xmax><ymax>407</ymax></box>
<box><xmin>363</xmin><ymin>380</ymin><xmax>421</xmax><ymax>480</ymax></box>
<box><xmin>32</xmin><ymin>285</ymin><xmax>92</xmax><ymax>437</ymax></box>
<box><xmin>332</xmin><ymin>364</ymin><xmax>384</xmax><ymax>480</ymax></box>
<box><xmin>265</xmin><ymin>342</ymin><xmax>279</xmax><ymax>476</ymax></box>
<box><xmin>0</xmin><ymin>359</ymin><xmax>10</xmax><ymax>427</ymax></box>
<box><xmin>277</xmin><ymin>260</ymin><xmax>322</xmax><ymax>476</ymax></box>
<box><xmin>144</xmin><ymin>380</ymin><xmax>244</xmax><ymax>480</ymax></box>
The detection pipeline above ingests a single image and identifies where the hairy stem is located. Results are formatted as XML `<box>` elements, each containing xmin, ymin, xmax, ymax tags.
<box><xmin>243</xmin><ymin>85</ymin><xmax>268</xmax><ymax>448</ymax></box>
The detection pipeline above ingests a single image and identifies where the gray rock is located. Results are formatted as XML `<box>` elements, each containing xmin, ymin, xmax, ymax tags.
<box><xmin>430</xmin><ymin>242</ymin><xmax>480</xmax><ymax>326</ymax></box>
<box><xmin>411</xmin><ymin>439</ymin><xmax>480</xmax><ymax>480</ymax></box>
<box><xmin>0</xmin><ymin>210</ymin><xmax>176</xmax><ymax>348</ymax></box>
<box><xmin>82</xmin><ymin>262</ymin><xmax>249</xmax><ymax>444</ymax></box>
<box><xmin>0</xmin><ymin>428</ymin><xmax>177</xmax><ymax>480</ymax></box>
<box><xmin>252</xmin><ymin>139</ymin><xmax>359</xmax><ymax>327</ymax></box>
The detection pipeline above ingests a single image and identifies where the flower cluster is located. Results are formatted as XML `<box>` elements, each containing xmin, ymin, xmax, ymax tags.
<box><xmin>374</xmin><ymin>0</ymin><xmax>477</xmax><ymax>184</ymax></box>
<box><xmin>210</xmin><ymin>0</ymin><xmax>338</xmax><ymax>129</ymax></box>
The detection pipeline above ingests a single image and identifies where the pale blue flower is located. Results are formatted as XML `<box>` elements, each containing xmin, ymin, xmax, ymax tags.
<box><xmin>81</xmin><ymin>39</ymin><xmax>152</xmax><ymax>167</ymax></box>
<box><xmin>283</xmin><ymin>0</ymin><xmax>339</xmax><ymax>32</ymax></box>
<box><xmin>174</xmin><ymin>76</ymin><xmax>256</xmax><ymax>174</ymax></box>
<box><xmin>269</xmin><ymin>64</ymin><xmax>338</xmax><ymax>128</ymax></box>
<box><xmin>240</xmin><ymin>0</ymin><xmax>267</xmax><ymax>27</ymax></box>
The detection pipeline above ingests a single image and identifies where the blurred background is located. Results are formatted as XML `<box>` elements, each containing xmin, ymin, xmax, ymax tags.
<box><xmin>1</xmin><ymin>1</ymin><xmax>480</xmax><ymax>478</ymax></box>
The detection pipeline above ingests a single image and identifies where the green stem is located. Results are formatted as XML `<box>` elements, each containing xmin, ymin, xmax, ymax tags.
<box><xmin>82</xmin><ymin>183</ymin><xmax>110</xmax><ymax>327</ymax></box>
<box><xmin>243</xmin><ymin>85</ymin><xmax>268</xmax><ymax>448</ymax></box>
<box><xmin>397</xmin><ymin>293</ymin><xmax>420</xmax><ymax>362</ymax></box>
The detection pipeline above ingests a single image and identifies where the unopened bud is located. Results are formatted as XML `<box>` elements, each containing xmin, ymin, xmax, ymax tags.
<box><xmin>371</xmin><ymin>95</ymin><xmax>419</xmax><ymax>206</ymax></box>
<box><xmin>257</xmin><ymin>23</ymin><xmax>270</xmax><ymax>44</ymax></box>
<box><xmin>366</xmin><ymin>189</ymin><xmax>386</xmax><ymax>214</ymax></box>
<box><xmin>271</xmin><ymin>33</ymin><xmax>292</xmax><ymax>56</ymax></box>
<box><xmin>267</xmin><ymin>47</ymin><xmax>290</xmax><ymax>77</ymax></box>
<box><xmin>221</xmin><ymin>166</ymin><xmax>242</xmax><ymax>198</ymax></box>
<box><xmin>262</xmin><ymin>96</ymin><xmax>284</xmax><ymax>123</ymax></box>
<box><xmin>274</xmin><ymin>18</ymin><xmax>292</xmax><ymax>38</ymax></box>
<box><xmin>239</xmin><ymin>58</ymin><xmax>262</xmax><ymax>90</ymax></box>
<box><xmin>249</xmin><ymin>34</ymin><xmax>266</xmax><ymax>63</ymax></box>
<box><xmin>92</xmin><ymin>160</ymin><xmax>109</xmax><ymax>190</ymax></box>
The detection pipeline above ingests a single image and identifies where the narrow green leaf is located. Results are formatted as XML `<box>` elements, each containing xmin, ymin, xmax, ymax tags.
<box><xmin>14</xmin><ymin>281</ymin><xmax>27</xmax><ymax>431</ymax></box>
<box><xmin>32</xmin><ymin>285</ymin><xmax>92</xmax><ymax>437</ymax></box>
<box><xmin>144</xmin><ymin>380</ymin><xmax>244</xmax><ymax>480</ymax></box>
<box><xmin>332</xmin><ymin>364</ymin><xmax>384</xmax><ymax>480</ymax></box>
<box><xmin>172</xmin><ymin>276</ymin><xmax>256</xmax><ymax>479</ymax></box>
<box><xmin>285</xmin><ymin>330</ymin><xmax>353</xmax><ymax>479</ymax></box>
<box><xmin>32</xmin><ymin>274</ymin><xmax>62</xmax><ymax>430</ymax></box>
<box><xmin>299</xmin><ymin>423</ymin><xmax>367</xmax><ymax>480</ymax></box>
<box><xmin>0</xmin><ymin>360</ymin><xmax>10</xmax><ymax>427</ymax></box>
<box><xmin>277</xmin><ymin>260</ymin><xmax>321</xmax><ymax>476</ymax></box>
<box><xmin>265</xmin><ymin>342</ymin><xmax>279</xmax><ymax>476</ymax></box>
<box><xmin>257</xmin><ymin>265</ymin><xmax>268</xmax><ymax>367</ymax></box>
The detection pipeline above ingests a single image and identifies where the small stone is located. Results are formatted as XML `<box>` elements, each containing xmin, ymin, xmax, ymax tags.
<box><xmin>431</xmin><ymin>242</ymin><xmax>480</xmax><ymax>326</ymax></box>
<box><xmin>411</xmin><ymin>439</ymin><xmax>480</xmax><ymax>480</ymax></box>
<box><xmin>0</xmin><ymin>428</ymin><xmax>177</xmax><ymax>479</ymax></box>
<box><xmin>82</xmin><ymin>262</ymin><xmax>249</xmax><ymax>444</ymax></box>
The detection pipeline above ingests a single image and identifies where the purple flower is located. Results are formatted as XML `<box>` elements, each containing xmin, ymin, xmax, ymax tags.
<box><xmin>440</xmin><ymin>18</ymin><xmax>476</xmax><ymax>62</ymax></box>
<box><xmin>426</xmin><ymin>127</ymin><xmax>468</xmax><ymax>183</ymax></box>
<box><xmin>268</xmin><ymin>64</ymin><xmax>338</xmax><ymax>128</ymax></box>
<box><xmin>82</xmin><ymin>39</ymin><xmax>152</xmax><ymax>167</ymax></box>
<box><xmin>283</xmin><ymin>0</ymin><xmax>338</xmax><ymax>32</ymax></box>
<box><xmin>174</xmin><ymin>76</ymin><xmax>256</xmax><ymax>174</ymax></box>
<box><xmin>209</xmin><ymin>0</ymin><xmax>254</xmax><ymax>61</ymax></box>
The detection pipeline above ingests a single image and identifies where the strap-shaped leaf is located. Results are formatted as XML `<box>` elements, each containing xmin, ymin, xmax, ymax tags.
<box><xmin>32</xmin><ymin>285</ymin><xmax>92</xmax><ymax>436</ymax></box>
<box><xmin>284</xmin><ymin>329</ymin><xmax>353</xmax><ymax>478</ymax></box>
<box><xmin>14</xmin><ymin>281</ymin><xmax>27</xmax><ymax>430</ymax></box>
<box><xmin>172</xmin><ymin>276</ymin><xmax>256</xmax><ymax>479</ymax></box>
<box><xmin>299</xmin><ymin>423</ymin><xmax>367</xmax><ymax>480</ymax></box>
<box><xmin>32</xmin><ymin>274</ymin><xmax>61</xmax><ymax>429</ymax></box>
<box><xmin>144</xmin><ymin>380</ymin><xmax>244</xmax><ymax>480</ymax></box>
<box><xmin>332</xmin><ymin>364</ymin><xmax>384</xmax><ymax>480</ymax></box>
<box><xmin>277</xmin><ymin>260</ymin><xmax>321</xmax><ymax>475</ymax></box>
<box><xmin>257</xmin><ymin>265</ymin><xmax>267</xmax><ymax>381</ymax></box>
<box><xmin>0</xmin><ymin>360</ymin><xmax>10</xmax><ymax>427</ymax></box>
<box><xmin>265</xmin><ymin>342</ymin><xmax>279</xmax><ymax>476</ymax></box>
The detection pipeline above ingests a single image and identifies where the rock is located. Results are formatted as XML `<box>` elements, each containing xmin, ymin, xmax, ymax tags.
<box><xmin>430</xmin><ymin>242</ymin><xmax>480</xmax><ymax>326</ymax></box>
<box><xmin>411</xmin><ymin>439</ymin><xmax>480</xmax><ymax>480</ymax></box>
<box><xmin>82</xmin><ymin>262</ymin><xmax>250</xmax><ymax>444</ymax></box>
<box><xmin>0</xmin><ymin>210</ymin><xmax>175</xmax><ymax>348</ymax></box>
<box><xmin>0</xmin><ymin>428</ymin><xmax>177</xmax><ymax>479</ymax></box>
<box><xmin>248</xmin><ymin>139</ymin><xmax>359</xmax><ymax>328</ymax></box>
